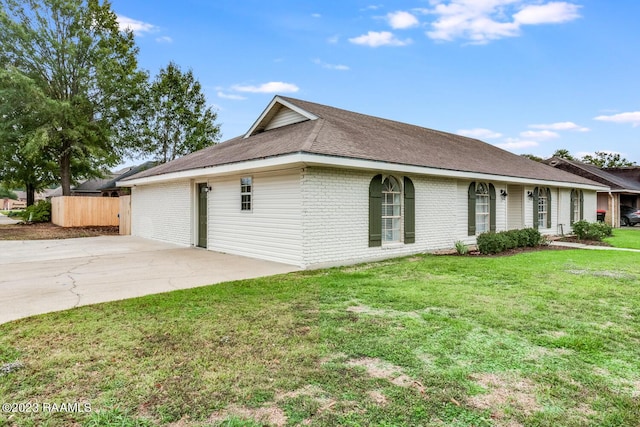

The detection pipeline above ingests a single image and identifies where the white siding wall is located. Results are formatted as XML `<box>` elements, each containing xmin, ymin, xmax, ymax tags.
<box><xmin>209</xmin><ymin>170</ymin><xmax>304</xmax><ymax>266</ymax></box>
<box><xmin>301</xmin><ymin>167</ymin><xmax>460</xmax><ymax>268</ymax></box>
<box><xmin>131</xmin><ymin>180</ymin><xmax>192</xmax><ymax>246</ymax></box>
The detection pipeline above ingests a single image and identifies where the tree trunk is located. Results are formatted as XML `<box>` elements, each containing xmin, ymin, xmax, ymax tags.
<box><xmin>60</xmin><ymin>147</ymin><xmax>72</xmax><ymax>196</ymax></box>
<box><xmin>26</xmin><ymin>182</ymin><xmax>35</xmax><ymax>207</ymax></box>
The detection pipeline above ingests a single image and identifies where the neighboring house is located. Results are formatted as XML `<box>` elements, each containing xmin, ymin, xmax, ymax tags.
<box><xmin>545</xmin><ymin>157</ymin><xmax>640</xmax><ymax>227</ymax></box>
<box><xmin>99</xmin><ymin>161</ymin><xmax>157</xmax><ymax>197</ymax></box>
<box><xmin>119</xmin><ymin>96</ymin><xmax>606</xmax><ymax>269</ymax></box>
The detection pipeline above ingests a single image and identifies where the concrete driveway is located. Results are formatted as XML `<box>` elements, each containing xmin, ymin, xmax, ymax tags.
<box><xmin>0</xmin><ymin>236</ymin><xmax>299</xmax><ymax>324</ymax></box>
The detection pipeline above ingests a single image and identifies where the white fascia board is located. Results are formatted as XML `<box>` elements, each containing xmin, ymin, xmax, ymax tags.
<box><xmin>118</xmin><ymin>152</ymin><xmax>609</xmax><ymax>191</ymax></box>
<box><xmin>243</xmin><ymin>96</ymin><xmax>318</xmax><ymax>138</ymax></box>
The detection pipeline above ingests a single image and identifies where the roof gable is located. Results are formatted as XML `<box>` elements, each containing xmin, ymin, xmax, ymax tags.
<box><xmin>546</xmin><ymin>157</ymin><xmax>640</xmax><ymax>191</ymax></box>
<box><xmin>244</xmin><ymin>96</ymin><xmax>318</xmax><ymax>138</ymax></box>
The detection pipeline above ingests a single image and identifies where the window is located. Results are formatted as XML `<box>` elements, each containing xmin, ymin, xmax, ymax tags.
<box><xmin>468</xmin><ymin>182</ymin><xmax>496</xmax><ymax>236</ymax></box>
<box><xmin>382</xmin><ymin>176</ymin><xmax>401</xmax><ymax>243</ymax></box>
<box><xmin>570</xmin><ymin>189</ymin><xmax>583</xmax><ymax>224</ymax></box>
<box><xmin>241</xmin><ymin>177</ymin><xmax>252</xmax><ymax>211</ymax></box>
<box><xmin>537</xmin><ymin>187</ymin><xmax>547</xmax><ymax>226</ymax></box>
<box><xmin>532</xmin><ymin>187</ymin><xmax>552</xmax><ymax>229</ymax></box>
<box><xmin>368</xmin><ymin>175</ymin><xmax>415</xmax><ymax>247</ymax></box>
<box><xmin>476</xmin><ymin>183</ymin><xmax>490</xmax><ymax>234</ymax></box>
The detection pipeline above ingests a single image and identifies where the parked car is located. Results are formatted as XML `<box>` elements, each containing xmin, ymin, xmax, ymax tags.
<box><xmin>620</xmin><ymin>205</ymin><xmax>640</xmax><ymax>226</ymax></box>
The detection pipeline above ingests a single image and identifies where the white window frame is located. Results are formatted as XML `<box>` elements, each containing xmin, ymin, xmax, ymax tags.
<box><xmin>572</xmin><ymin>190</ymin><xmax>581</xmax><ymax>223</ymax></box>
<box><xmin>476</xmin><ymin>183</ymin><xmax>490</xmax><ymax>234</ymax></box>
<box><xmin>537</xmin><ymin>188</ymin><xmax>547</xmax><ymax>227</ymax></box>
<box><xmin>382</xmin><ymin>176</ymin><xmax>401</xmax><ymax>243</ymax></box>
<box><xmin>240</xmin><ymin>177</ymin><xmax>252</xmax><ymax>211</ymax></box>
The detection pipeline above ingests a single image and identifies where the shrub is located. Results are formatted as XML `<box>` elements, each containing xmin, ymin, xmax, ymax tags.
<box><xmin>20</xmin><ymin>200</ymin><xmax>51</xmax><ymax>223</ymax></box>
<box><xmin>454</xmin><ymin>240</ymin><xmax>469</xmax><ymax>255</ymax></box>
<box><xmin>572</xmin><ymin>220</ymin><xmax>612</xmax><ymax>241</ymax></box>
<box><xmin>477</xmin><ymin>228</ymin><xmax>544</xmax><ymax>254</ymax></box>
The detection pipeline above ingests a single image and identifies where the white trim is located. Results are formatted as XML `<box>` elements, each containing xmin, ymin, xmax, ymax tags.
<box><xmin>244</xmin><ymin>96</ymin><xmax>319</xmax><ymax>138</ymax></box>
<box><xmin>119</xmin><ymin>152</ymin><xmax>609</xmax><ymax>191</ymax></box>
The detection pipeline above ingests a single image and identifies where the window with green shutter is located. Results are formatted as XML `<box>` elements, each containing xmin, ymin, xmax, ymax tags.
<box><xmin>404</xmin><ymin>177</ymin><xmax>415</xmax><ymax>244</ymax></box>
<box><xmin>369</xmin><ymin>175</ymin><xmax>383</xmax><ymax>247</ymax></box>
<box><xmin>469</xmin><ymin>182</ymin><xmax>496</xmax><ymax>235</ymax></box>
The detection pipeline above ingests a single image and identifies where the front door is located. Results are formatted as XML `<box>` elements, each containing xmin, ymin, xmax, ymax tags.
<box><xmin>197</xmin><ymin>183</ymin><xmax>208</xmax><ymax>248</ymax></box>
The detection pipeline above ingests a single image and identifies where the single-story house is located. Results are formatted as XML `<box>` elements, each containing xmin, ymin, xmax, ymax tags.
<box><xmin>545</xmin><ymin>157</ymin><xmax>640</xmax><ymax>227</ymax></box>
<box><xmin>119</xmin><ymin>96</ymin><xmax>607</xmax><ymax>269</ymax></box>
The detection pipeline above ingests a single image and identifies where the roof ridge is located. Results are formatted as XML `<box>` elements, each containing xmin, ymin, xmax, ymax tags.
<box><xmin>300</xmin><ymin>118</ymin><xmax>325</xmax><ymax>151</ymax></box>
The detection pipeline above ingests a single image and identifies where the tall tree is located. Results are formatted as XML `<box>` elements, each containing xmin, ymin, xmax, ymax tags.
<box><xmin>138</xmin><ymin>62</ymin><xmax>221</xmax><ymax>163</ymax></box>
<box><xmin>521</xmin><ymin>154</ymin><xmax>544</xmax><ymax>162</ymax></box>
<box><xmin>552</xmin><ymin>148</ymin><xmax>575</xmax><ymax>160</ymax></box>
<box><xmin>581</xmin><ymin>151</ymin><xmax>636</xmax><ymax>168</ymax></box>
<box><xmin>0</xmin><ymin>0</ymin><xmax>147</xmax><ymax>195</ymax></box>
<box><xmin>0</xmin><ymin>67</ymin><xmax>58</xmax><ymax>205</ymax></box>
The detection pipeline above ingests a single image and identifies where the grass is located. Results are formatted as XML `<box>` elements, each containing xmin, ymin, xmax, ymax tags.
<box><xmin>604</xmin><ymin>227</ymin><xmax>640</xmax><ymax>249</ymax></box>
<box><xmin>1</xmin><ymin>249</ymin><xmax>640</xmax><ymax>426</ymax></box>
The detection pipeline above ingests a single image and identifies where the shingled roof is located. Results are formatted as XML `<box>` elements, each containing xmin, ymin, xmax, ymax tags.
<box><xmin>545</xmin><ymin>157</ymin><xmax>640</xmax><ymax>192</ymax></box>
<box><xmin>122</xmin><ymin>96</ymin><xmax>602</xmax><ymax>186</ymax></box>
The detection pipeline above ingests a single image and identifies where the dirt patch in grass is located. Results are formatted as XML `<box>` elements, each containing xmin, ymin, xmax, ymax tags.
<box><xmin>467</xmin><ymin>372</ymin><xmax>540</xmax><ymax>423</ymax></box>
<box><xmin>367</xmin><ymin>390</ymin><xmax>389</xmax><ymax>406</ymax></box>
<box><xmin>205</xmin><ymin>404</ymin><xmax>288</xmax><ymax>426</ymax></box>
<box><xmin>554</xmin><ymin>236</ymin><xmax>612</xmax><ymax>246</ymax></box>
<box><xmin>0</xmin><ymin>222</ymin><xmax>119</xmax><ymax>240</ymax></box>
<box><xmin>347</xmin><ymin>357</ymin><xmax>422</xmax><ymax>390</ymax></box>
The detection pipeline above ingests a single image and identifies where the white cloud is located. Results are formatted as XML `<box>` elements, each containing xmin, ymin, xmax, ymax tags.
<box><xmin>349</xmin><ymin>31</ymin><xmax>412</xmax><ymax>47</ymax></box>
<box><xmin>495</xmin><ymin>138</ymin><xmax>539</xmax><ymax>150</ymax></box>
<box><xmin>456</xmin><ymin>128</ymin><xmax>503</xmax><ymax>139</ymax></box>
<box><xmin>514</xmin><ymin>2</ymin><xmax>581</xmax><ymax>25</ymax></box>
<box><xmin>327</xmin><ymin>35</ymin><xmax>340</xmax><ymax>44</ymax></box>
<box><xmin>312</xmin><ymin>13</ymin><xmax>322</xmax><ymax>18</ymax></box>
<box><xmin>231</xmin><ymin>82</ymin><xmax>299</xmax><ymax>94</ymax></box>
<box><xmin>313</xmin><ymin>59</ymin><xmax>350</xmax><ymax>71</ymax></box>
<box><xmin>362</xmin><ymin>4</ymin><xmax>384</xmax><ymax>11</ymax></box>
<box><xmin>116</xmin><ymin>15</ymin><xmax>157</xmax><ymax>34</ymax></box>
<box><xmin>594</xmin><ymin>111</ymin><xmax>640</xmax><ymax>127</ymax></box>
<box><xmin>387</xmin><ymin>11</ymin><xmax>420</xmax><ymax>29</ymax></box>
<box><xmin>529</xmin><ymin>121</ymin><xmax>589</xmax><ymax>132</ymax></box>
<box><xmin>217</xmin><ymin>91</ymin><xmax>247</xmax><ymax>100</ymax></box>
<box><xmin>520</xmin><ymin>130</ymin><xmax>559</xmax><ymax>140</ymax></box>
<box><xmin>424</xmin><ymin>1</ymin><xmax>582</xmax><ymax>44</ymax></box>
<box><xmin>155</xmin><ymin>36</ymin><xmax>173</xmax><ymax>43</ymax></box>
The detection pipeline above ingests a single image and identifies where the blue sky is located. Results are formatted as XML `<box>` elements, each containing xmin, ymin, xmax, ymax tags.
<box><xmin>111</xmin><ymin>0</ymin><xmax>640</xmax><ymax>165</ymax></box>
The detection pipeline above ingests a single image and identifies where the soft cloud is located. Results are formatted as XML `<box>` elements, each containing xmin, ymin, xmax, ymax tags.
<box><xmin>217</xmin><ymin>91</ymin><xmax>247</xmax><ymax>100</ymax></box>
<box><xmin>349</xmin><ymin>31</ymin><xmax>412</xmax><ymax>47</ymax></box>
<box><xmin>514</xmin><ymin>2</ymin><xmax>581</xmax><ymax>25</ymax></box>
<box><xmin>529</xmin><ymin>121</ymin><xmax>590</xmax><ymax>132</ymax></box>
<box><xmin>594</xmin><ymin>111</ymin><xmax>640</xmax><ymax>127</ymax></box>
<box><xmin>312</xmin><ymin>13</ymin><xmax>322</xmax><ymax>18</ymax></box>
<box><xmin>116</xmin><ymin>15</ymin><xmax>157</xmax><ymax>34</ymax></box>
<box><xmin>456</xmin><ymin>128</ymin><xmax>503</xmax><ymax>139</ymax></box>
<box><xmin>313</xmin><ymin>59</ymin><xmax>350</xmax><ymax>71</ymax></box>
<box><xmin>387</xmin><ymin>11</ymin><xmax>420</xmax><ymax>29</ymax></box>
<box><xmin>424</xmin><ymin>1</ymin><xmax>581</xmax><ymax>44</ymax></box>
<box><xmin>495</xmin><ymin>139</ymin><xmax>539</xmax><ymax>150</ymax></box>
<box><xmin>231</xmin><ymin>82</ymin><xmax>300</xmax><ymax>94</ymax></box>
<box><xmin>520</xmin><ymin>130</ymin><xmax>559</xmax><ymax>140</ymax></box>
<box><xmin>155</xmin><ymin>36</ymin><xmax>173</xmax><ymax>43</ymax></box>
<box><xmin>327</xmin><ymin>35</ymin><xmax>340</xmax><ymax>44</ymax></box>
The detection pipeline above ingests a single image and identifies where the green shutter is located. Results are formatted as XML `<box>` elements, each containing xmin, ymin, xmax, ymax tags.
<box><xmin>369</xmin><ymin>174</ymin><xmax>382</xmax><ymax>247</ymax></box>
<box><xmin>546</xmin><ymin>188</ymin><xmax>552</xmax><ymax>228</ymax></box>
<box><xmin>570</xmin><ymin>189</ymin><xmax>576</xmax><ymax>224</ymax></box>
<box><xmin>489</xmin><ymin>184</ymin><xmax>497</xmax><ymax>232</ymax></box>
<box><xmin>532</xmin><ymin>187</ymin><xmax>539</xmax><ymax>229</ymax></box>
<box><xmin>579</xmin><ymin>190</ymin><xmax>584</xmax><ymax>220</ymax></box>
<box><xmin>468</xmin><ymin>182</ymin><xmax>476</xmax><ymax>236</ymax></box>
<box><xmin>404</xmin><ymin>177</ymin><xmax>415</xmax><ymax>244</ymax></box>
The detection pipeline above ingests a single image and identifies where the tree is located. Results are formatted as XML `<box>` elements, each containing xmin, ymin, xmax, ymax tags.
<box><xmin>0</xmin><ymin>67</ymin><xmax>58</xmax><ymax>205</ymax></box>
<box><xmin>552</xmin><ymin>148</ymin><xmax>575</xmax><ymax>160</ymax></box>
<box><xmin>0</xmin><ymin>187</ymin><xmax>18</xmax><ymax>200</ymax></box>
<box><xmin>0</xmin><ymin>0</ymin><xmax>147</xmax><ymax>195</ymax></box>
<box><xmin>521</xmin><ymin>154</ymin><xmax>544</xmax><ymax>162</ymax></box>
<box><xmin>581</xmin><ymin>151</ymin><xmax>636</xmax><ymax>168</ymax></box>
<box><xmin>138</xmin><ymin>62</ymin><xmax>221</xmax><ymax>163</ymax></box>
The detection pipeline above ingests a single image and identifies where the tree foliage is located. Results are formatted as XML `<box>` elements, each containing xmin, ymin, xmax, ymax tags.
<box><xmin>552</xmin><ymin>148</ymin><xmax>575</xmax><ymax>160</ymax></box>
<box><xmin>0</xmin><ymin>0</ymin><xmax>147</xmax><ymax>195</ymax></box>
<box><xmin>137</xmin><ymin>62</ymin><xmax>221</xmax><ymax>163</ymax></box>
<box><xmin>581</xmin><ymin>151</ymin><xmax>636</xmax><ymax>168</ymax></box>
<box><xmin>0</xmin><ymin>67</ymin><xmax>58</xmax><ymax>205</ymax></box>
<box><xmin>521</xmin><ymin>154</ymin><xmax>544</xmax><ymax>162</ymax></box>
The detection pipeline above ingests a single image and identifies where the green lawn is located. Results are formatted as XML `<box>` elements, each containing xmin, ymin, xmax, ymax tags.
<box><xmin>604</xmin><ymin>227</ymin><xmax>640</xmax><ymax>249</ymax></box>
<box><xmin>1</xmin><ymin>249</ymin><xmax>639</xmax><ymax>426</ymax></box>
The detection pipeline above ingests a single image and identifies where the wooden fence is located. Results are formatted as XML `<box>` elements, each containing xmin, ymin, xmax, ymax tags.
<box><xmin>119</xmin><ymin>196</ymin><xmax>131</xmax><ymax>235</ymax></box>
<box><xmin>52</xmin><ymin>196</ymin><xmax>121</xmax><ymax>228</ymax></box>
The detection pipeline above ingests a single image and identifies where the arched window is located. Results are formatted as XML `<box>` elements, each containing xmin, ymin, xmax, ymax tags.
<box><xmin>382</xmin><ymin>176</ymin><xmax>401</xmax><ymax>243</ymax></box>
<box><xmin>532</xmin><ymin>187</ymin><xmax>552</xmax><ymax>229</ymax></box>
<box><xmin>468</xmin><ymin>182</ymin><xmax>496</xmax><ymax>235</ymax></box>
<box><xmin>368</xmin><ymin>175</ymin><xmax>415</xmax><ymax>247</ymax></box>
<box><xmin>570</xmin><ymin>189</ymin><xmax>583</xmax><ymax>224</ymax></box>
